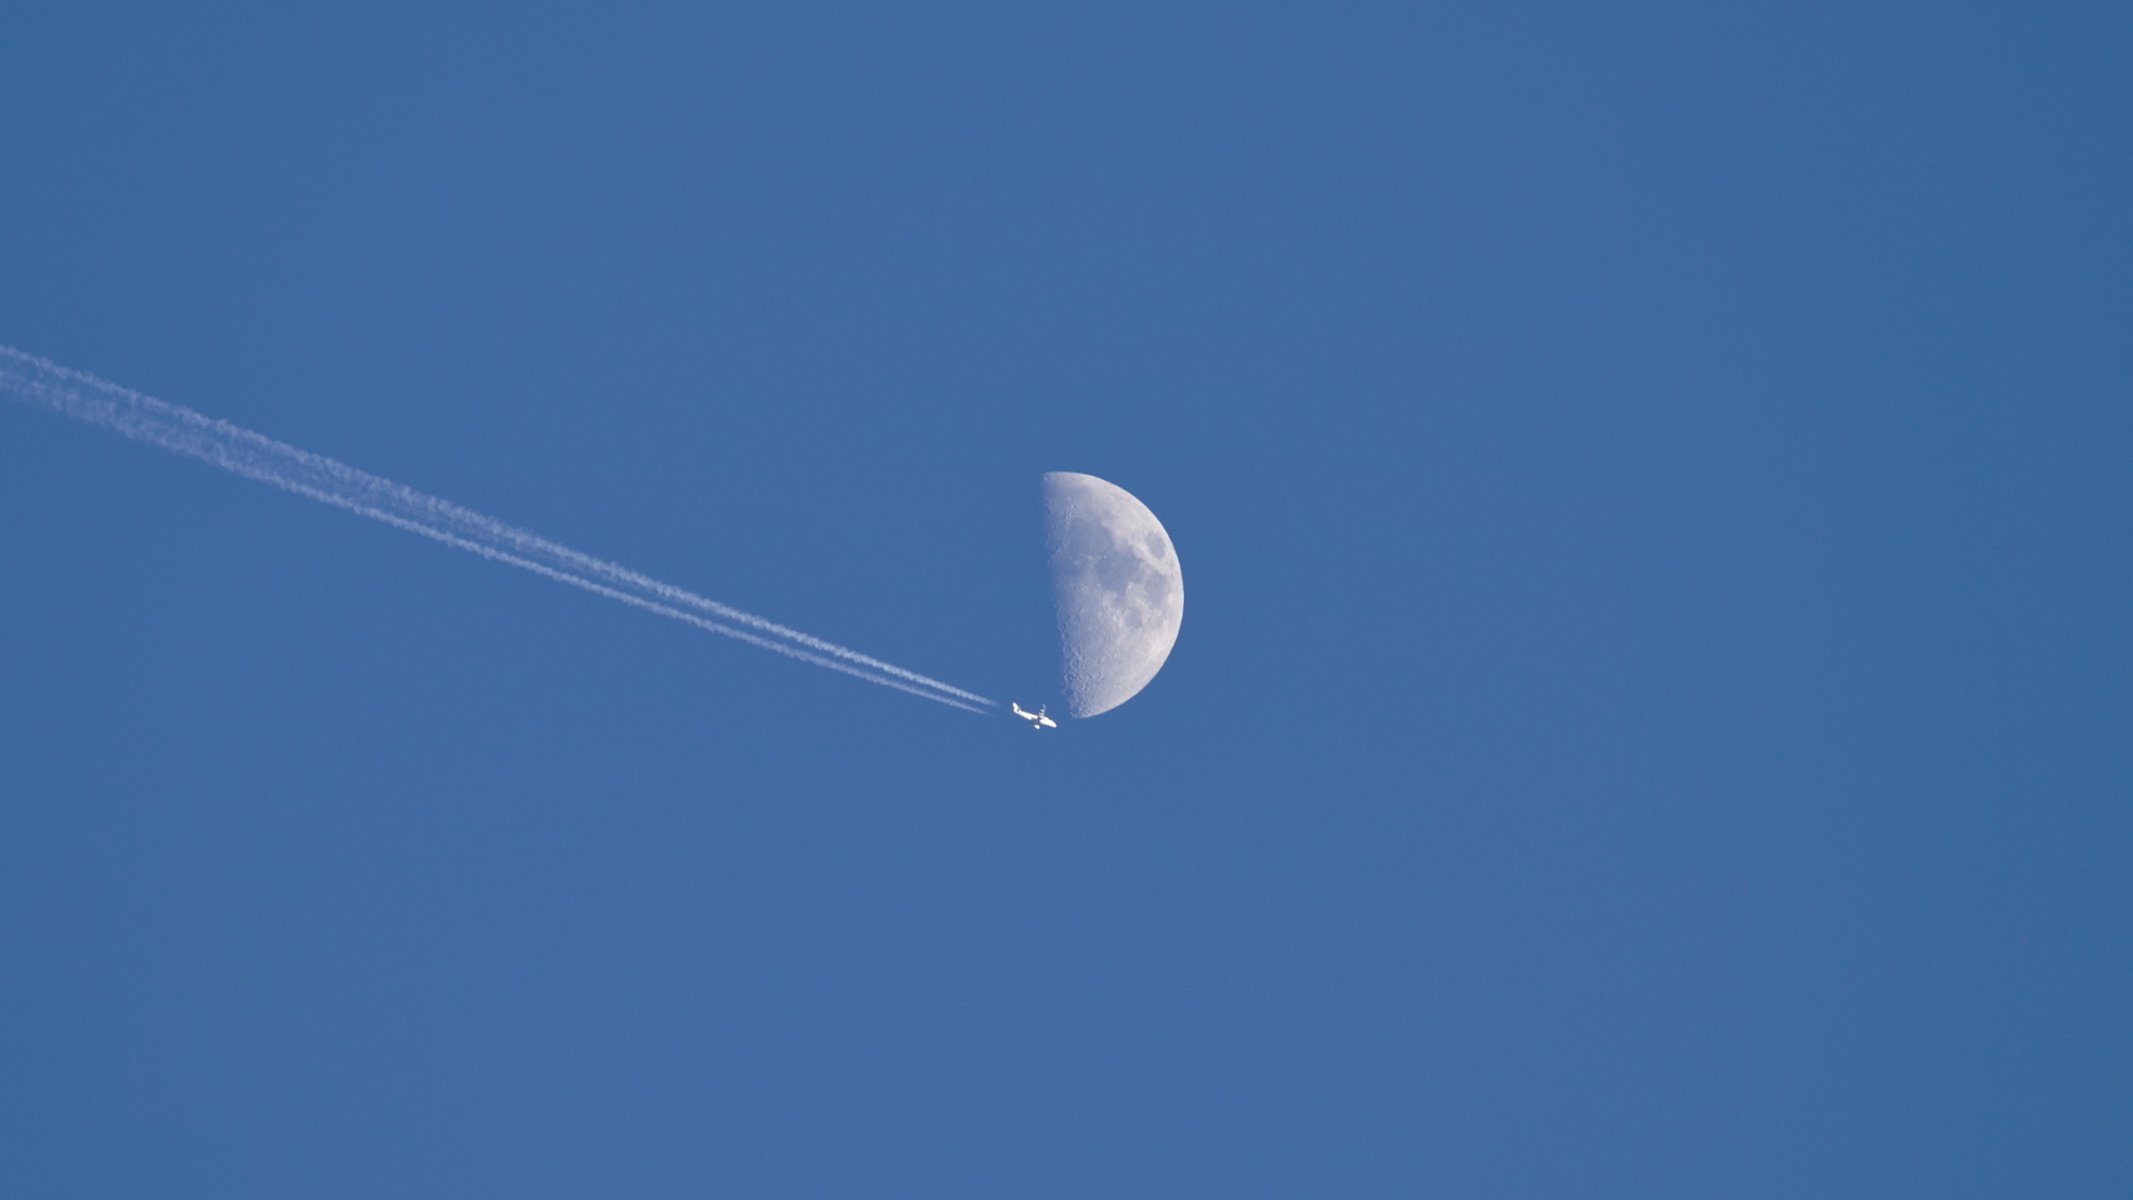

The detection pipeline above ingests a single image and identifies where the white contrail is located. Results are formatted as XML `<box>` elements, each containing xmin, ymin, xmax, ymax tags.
<box><xmin>1</xmin><ymin>346</ymin><xmax>996</xmax><ymax>714</ymax></box>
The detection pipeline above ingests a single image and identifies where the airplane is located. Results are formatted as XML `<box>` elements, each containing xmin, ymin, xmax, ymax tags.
<box><xmin>1011</xmin><ymin>702</ymin><xmax>1057</xmax><ymax>731</ymax></box>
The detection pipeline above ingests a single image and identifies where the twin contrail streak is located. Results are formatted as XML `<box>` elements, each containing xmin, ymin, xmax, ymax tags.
<box><xmin>1</xmin><ymin>346</ymin><xmax>995</xmax><ymax>714</ymax></box>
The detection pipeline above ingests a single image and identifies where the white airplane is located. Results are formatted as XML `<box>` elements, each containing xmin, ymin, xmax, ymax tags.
<box><xmin>1011</xmin><ymin>702</ymin><xmax>1057</xmax><ymax>731</ymax></box>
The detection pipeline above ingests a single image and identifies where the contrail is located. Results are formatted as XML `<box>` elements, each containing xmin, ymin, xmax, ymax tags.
<box><xmin>1</xmin><ymin>346</ymin><xmax>996</xmax><ymax>714</ymax></box>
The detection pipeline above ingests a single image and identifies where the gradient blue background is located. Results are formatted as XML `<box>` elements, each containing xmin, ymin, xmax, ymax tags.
<box><xmin>3</xmin><ymin>3</ymin><xmax>2128</xmax><ymax>1194</ymax></box>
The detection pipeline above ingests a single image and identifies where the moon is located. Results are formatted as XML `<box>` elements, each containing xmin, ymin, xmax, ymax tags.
<box><xmin>1043</xmin><ymin>471</ymin><xmax>1184</xmax><ymax>718</ymax></box>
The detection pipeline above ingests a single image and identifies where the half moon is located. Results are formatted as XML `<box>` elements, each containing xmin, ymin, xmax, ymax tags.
<box><xmin>1043</xmin><ymin>471</ymin><xmax>1184</xmax><ymax>718</ymax></box>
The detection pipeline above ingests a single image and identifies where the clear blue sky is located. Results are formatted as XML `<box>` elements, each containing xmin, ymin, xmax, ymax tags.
<box><xmin>3</xmin><ymin>3</ymin><xmax>2128</xmax><ymax>1194</ymax></box>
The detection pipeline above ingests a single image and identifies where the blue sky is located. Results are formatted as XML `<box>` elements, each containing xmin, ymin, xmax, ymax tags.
<box><xmin>3</xmin><ymin>3</ymin><xmax>2128</xmax><ymax>1194</ymax></box>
